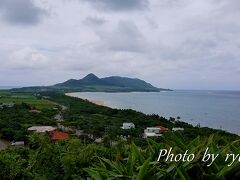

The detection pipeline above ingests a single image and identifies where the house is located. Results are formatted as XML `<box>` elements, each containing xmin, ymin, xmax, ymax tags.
<box><xmin>28</xmin><ymin>126</ymin><xmax>56</xmax><ymax>133</ymax></box>
<box><xmin>172</xmin><ymin>127</ymin><xmax>184</xmax><ymax>131</ymax></box>
<box><xmin>121</xmin><ymin>122</ymin><xmax>135</xmax><ymax>129</ymax></box>
<box><xmin>42</xmin><ymin>96</ymin><xmax>50</xmax><ymax>99</ymax></box>
<box><xmin>29</xmin><ymin>110</ymin><xmax>42</xmax><ymax>113</ymax></box>
<box><xmin>50</xmin><ymin>131</ymin><xmax>69</xmax><ymax>141</ymax></box>
<box><xmin>144</xmin><ymin>128</ymin><xmax>163</xmax><ymax>138</ymax></box>
<box><xmin>11</xmin><ymin>141</ymin><xmax>24</xmax><ymax>146</ymax></box>
<box><xmin>94</xmin><ymin>138</ymin><xmax>102</xmax><ymax>143</ymax></box>
<box><xmin>4</xmin><ymin>102</ymin><xmax>15</xmax><ymax>107</ymax></box>
<box><xmin>143</xmin><ymin>126</ymin><xmax>168</xmax><ymax>138</ymax></box>
<box><xmin>154</xmin><ymin>126</ymin><xmax>169</xmax><ymax>132</ymax></box>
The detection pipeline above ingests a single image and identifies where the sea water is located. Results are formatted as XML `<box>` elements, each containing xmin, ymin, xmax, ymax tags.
<box><xmin>69</xmin><ymin>90</ymin><xmax>240</xmax><ymax>134</ymax></box>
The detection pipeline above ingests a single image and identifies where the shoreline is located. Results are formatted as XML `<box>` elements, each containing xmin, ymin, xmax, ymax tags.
<box><xmin>65</xmin><ymin>93</ymin><xmax>112</xmax><ymax>108</ymax></box>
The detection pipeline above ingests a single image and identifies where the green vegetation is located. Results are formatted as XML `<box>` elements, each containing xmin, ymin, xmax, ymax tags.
<box><xmin>0</xmin><ymin>98</ymin><xmax>55</xmax><ymax>107</ymax></box>
<box><xmin>0</xmin><ymin>91</ymin><xmax>56</xmax><ymax>108</ymax></box>
<box><xmin>0</xmin><ymin>91</ymin><xmax>239</xmax><ymax>179</ymax></box>
<box><xmin>0</xmin><ymin>104</ymin><xmax>57</xmax><ymax>141</ymax></box>
<box><xmin>0</xmin><ymin>91</ymin><xmax>57</xmax><ymax>141</ymax></box>
<box><xmin>1</xmin><ymin>133</ymin><xmax>240</xmax><ymax>179</ymax></box>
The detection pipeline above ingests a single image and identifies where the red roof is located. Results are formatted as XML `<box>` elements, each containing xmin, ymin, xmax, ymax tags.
<box><xmin>29</xmin><ymin>110</ymin><xmax>42</xmax><ymax>113</ymax></box>
<box><xmin>155</xmin><ymin>126</ymin><xmax>169</xmax><ymax>132</ymax></box>
<box><xmin>50</xmin><ymin>131</ymin><xmax>69</xmax><ymax>141</ymax></box>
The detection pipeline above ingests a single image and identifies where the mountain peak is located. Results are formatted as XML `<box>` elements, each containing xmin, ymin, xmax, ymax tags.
<box><xmin>82</xmin><ymin>73</ymin><xmax>99</xmax><ymax>80</ymax></box>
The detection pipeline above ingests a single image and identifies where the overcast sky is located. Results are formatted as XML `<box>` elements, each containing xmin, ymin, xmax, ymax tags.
<box><xmin>0</xmin><ymin>0</ymin><xmax>240</xmax><ymax>90</ymax></box>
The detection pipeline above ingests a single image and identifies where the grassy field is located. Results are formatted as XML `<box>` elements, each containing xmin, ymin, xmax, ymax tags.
<box><xmin>0</xmin><ymin>91</ymin><xmax>55</xmax><ymax>108</ymax></box>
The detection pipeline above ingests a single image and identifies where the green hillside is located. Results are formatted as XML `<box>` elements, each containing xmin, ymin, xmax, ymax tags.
<box><xmin>54</xmin><ymin>73</ymin><xmax>169</xmax><ymax>92</ymax></box>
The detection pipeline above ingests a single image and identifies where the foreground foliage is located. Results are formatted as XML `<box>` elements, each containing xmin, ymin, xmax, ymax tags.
<box><xmin>1</xmin><ymin>133</ymin><xmax>240</xmax><ymax>179</ymax></box>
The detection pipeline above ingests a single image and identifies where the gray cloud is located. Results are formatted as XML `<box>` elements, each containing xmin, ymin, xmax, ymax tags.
<box><xmin>0</xmin><ymin>0</ymin><xmax>47</xmax><ymax>25</ymax></box>
<box><xmin>96</xmin><ymin>21</ymin><xmax>146</xmax><ymax>52</ymax></box>
<box><xmin>0</xmin><ymin>0</ymin><xmax>240</xmax><ymax>89</ymax></box>
<box><xmin>82</xmin><ymin>0</ymin><xmax>148</xmax><ymax>11</ymax></box>
<box><xmin>83</xmin><ymin>16</ymin><xmax>107</xmax><ymax>26</ymax></box>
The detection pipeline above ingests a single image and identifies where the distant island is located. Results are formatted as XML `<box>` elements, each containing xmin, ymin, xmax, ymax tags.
<box><xmin>12</xmin><ymin>73</ymin><xmax>171</xmax><ymax>92</ymax></box>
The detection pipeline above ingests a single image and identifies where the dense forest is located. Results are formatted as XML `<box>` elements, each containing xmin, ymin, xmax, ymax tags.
<box><xmin>0</xmin><ymin>91</ymin><xmax>240</xmax><ymax>179</ymax></box>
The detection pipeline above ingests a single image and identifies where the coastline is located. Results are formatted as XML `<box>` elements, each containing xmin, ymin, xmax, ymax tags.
<box><xmin>65</xmin><ymin>93</ymin><xmax>111</xmax><ymax>108</ymax></box>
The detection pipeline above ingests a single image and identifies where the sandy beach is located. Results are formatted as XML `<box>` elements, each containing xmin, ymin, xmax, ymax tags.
<box><xmin>89</xmin><ymin>99</ymin><xmax>105</xmax><ymax>106</ymax></box>
<box><xmin>65</xmin><ymin>93</ymin><xmax>111</xmax><ymax>108</ymax></box>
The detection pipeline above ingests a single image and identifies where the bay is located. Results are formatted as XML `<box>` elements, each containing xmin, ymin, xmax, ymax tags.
<box><xmin>68</xmin><ymin>90</ymin><xmax>240</xmax><ymax>134</ymax></box>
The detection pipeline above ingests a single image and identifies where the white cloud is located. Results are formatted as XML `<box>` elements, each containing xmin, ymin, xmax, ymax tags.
<box><xmin>8</xmin><ymin>47</ymin><xmax>48</xmax><ymax>69</ymax></box>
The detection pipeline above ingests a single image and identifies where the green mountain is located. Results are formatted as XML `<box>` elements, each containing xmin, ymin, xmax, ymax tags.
<box><xmin>54</xmin><ymin>73</ymin><xmax>169</xmax><ymax>92</ymax></box>
<box><xmin>12</xmin><ymin>73</ymin><xmax>171</xmax><ymax>92</ymax></box>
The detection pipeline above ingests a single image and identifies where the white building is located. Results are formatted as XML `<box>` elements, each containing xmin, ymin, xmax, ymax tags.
<box><xmin>0</xmin><ymin>102</ymin><xmax>15</xmax><ymax>108</ymax></box>
<box><xmin>172</xmin><ymin>127</ymin><xmax>184</xmax><ymax>131</ymax></box>
<box><xmin>11</xmin><ymin>141</ymin><xmax>24</xmax><ymax>146</ymax></box>
<box><xmin>28</xmin><ymin>126</ymin><xmax>56</xmax><ymax>133</ymax></box>
<box><xmin>143</xmin><ymin>127</ymin><xmax>163</xmax><ymax>138</ymax></box>
<box><xmin>121</xmin><ymin>123</ymin><xmax>135</xmax><ymax>129</ymax></box>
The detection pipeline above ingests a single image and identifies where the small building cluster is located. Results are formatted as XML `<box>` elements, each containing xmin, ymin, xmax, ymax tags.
<box><xmin>143</xmin><ymin>126</ymin><xmax>169</xmax><ymax>138</ymax></box>
<box><xmin>120</xmin><ymin>122</ymin><xmax>184</xmax><ymax>138</ymax></box>
<box><xmin>27</xmin><ymin>126</ymin><xmax>69</xmax><ymax>141</ymax></box>
<box><xmin>0</xmin><ymin>102</ymin><xmax>15</xmax><ymax>108</ymax></box>
<box><xmin>11</xmin><ymin>126</ymin><xmax>70</xmax><ymax>147</ymax></box>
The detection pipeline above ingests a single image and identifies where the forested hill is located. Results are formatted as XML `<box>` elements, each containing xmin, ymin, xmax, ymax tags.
<box><xmin>54</xmin><ymin>73</ymin><xmax>165</xmax><ymax>92</ymax></box>
<box><xmin>13</xmin><ymin>73</ymin><xmax>171</xmax><ymax>92</ymax></box>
